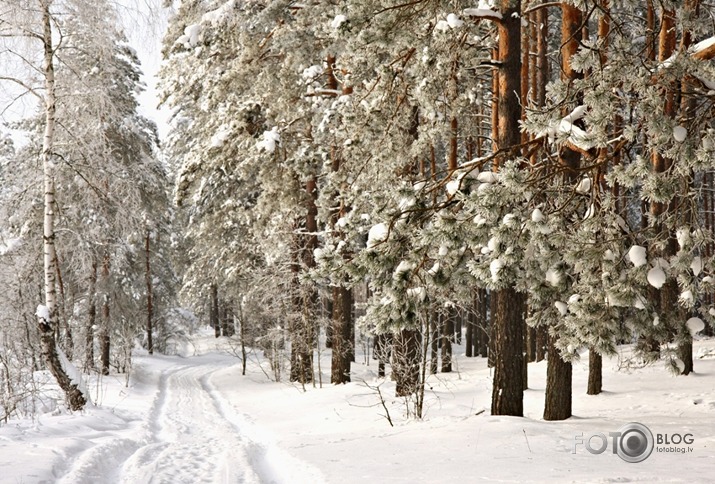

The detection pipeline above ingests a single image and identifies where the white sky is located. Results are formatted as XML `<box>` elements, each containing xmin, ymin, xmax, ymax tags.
<box><xmin>116</xmin><ymin>0</ymin><xmax>173</xmax><ymax>141</ymax></box>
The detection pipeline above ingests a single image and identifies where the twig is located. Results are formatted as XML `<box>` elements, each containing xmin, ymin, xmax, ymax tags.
<box><xmin>376</xmin><ymin>384</ymin><xmax>394</xmax><ymax>427</ymax></box>
<box><xmin>357</xmin><ymin>379</ymin><xmax>394</xmax><ymax>427</ymax></box>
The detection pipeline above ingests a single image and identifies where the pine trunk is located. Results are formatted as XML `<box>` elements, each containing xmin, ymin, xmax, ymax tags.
<box><xmin>145</xmin><ymin>229</ymin><xmax>154</xmax><ymax>355</ymax></box>
<box><xmin>100</xmin><ymin>262</ymin><xmax>111</xmax><ymax>377</ymax></box>
<box><xmin>221</xmin><ymin>304</ymin><xmax>229</xmax><ymax>337</ymax></box>
<box><xmin>211</xmin><ymin>283</ymin><xmax>220</xmax><ymax>338</ymax></box>
<box><xmin>647</xmin><ymin>8</ymin><xmax>678</xmax><ymax>364</ymax></box>
<box><xmin>535</xmin><ymin>326</ymin><xmax>546</xmax><ymax>362</ymax></box>
<box><xmin>325</xmin><ymin>298</ymin><xmax>333</xmax><ymax>349</ymax></box>
<box><xmin>490</xmin><ymin>288</ymin><xmax>525</xmax><ymax>416</ymax></box>
<box><xmin>676</xmin><ymin>0</ymin><xmax>700</xmax><ymax>374</ymax></box>
<box><xmin>429</xmin><ymin>309</ymin><xmax>438</xmax><ymax>374</ymax></box>
<box><xmin>289</xmin><ymin>177</ymin><xmax>319</xmax><ymax>384</ymax></box>
<box><xmin>454</xmin><ymin>311</ymin><xmax>462</xmax><ymax>345</ymax></box>
<box><xmin>476</xmin><ymin>289</ymin><xmax>488</xmax><ymax>358</ymax></box>
<box><xmin>527</xmin><ymin>325</ymin><xmax>536</xmax><ymax>362</ymax></box>
<box><xmin>680</xmin><ymin>334</ymin><xmax>694</xmax><ymax>375</ymax></box>
<box><xmin>522</xmin><ymin>320</ymin><xmax>528</xmax><ymax>390</ymax></box>
<box><xmin>487</xmin><ymin>293</ymin><xmax>496</xmax><ymax>368</ymax></box>
<box><xmin>465</xmin><ymin>311</ymin><xmax>473</xmax><ymax>358</ymax></box>
<box><xmin>84</xmin><ymin>261</ymin><xmax>97</xmax><ymax>372</ymax></box>
<box><xmin>587</xmin><ymin>348</ymin><xmax>602</xmax><ymax>395</ymax></box>
<box><xmin>542</xmin><ymin>1</ymin><xmax>583</xmax><ymax>420</ymax></box>
<box><xmin>330</xmin><ymin>285</ymin><xmax>352</xmax><ymax>384</ymax></box>
<box><xmin>544</xmin><ymin>334</ymin><xmax>572</xmax><ymax>420</ymax></box>
<box><xmin>490</xmin><ymin>0</ymin><xmax>524</xmax><ymax>417</ymax></box>
<box><xmin>227</xmin><ymin>306</ymin><xmax>236</xmax><ymax>337</ymax></box>
<box><xmin>440</xmin><ymin>310</ymin><xmax>453</xmax><ymax>373</ymax></box>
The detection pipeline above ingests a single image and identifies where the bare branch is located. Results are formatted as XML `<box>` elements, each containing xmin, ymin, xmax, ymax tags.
<box><xmin>0</xmin><ymin>75</ymin><xmax>42</xmax><ymax>100</ymax></box>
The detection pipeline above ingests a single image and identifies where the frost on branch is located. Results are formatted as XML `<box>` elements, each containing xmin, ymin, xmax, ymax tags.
<box><xmin>331</xmin><ymin>15</ymin><xmax>347</xmax><ymax>29</ymax></box>
<box><xmin>647</xmin><ymin>266</ymin><xmax>666</xmax><ymax>288</ymax></box>
<box><xmin>686</xmin><ymin>317</ymin><xmax>705</xmax><ymax>336</ymax></box>
<box><xmin>256</xmin><ymin>127</ymin><xmax>280</xmax><ymax>153</ymax></box>
<box><xmin>367</xmin><ymin>223</ymin><xmax>388</xmax><ymax>248</ymax></box>
<box><xmin>627</xmin><ymin>245</ymin><xmax>647</xmax><ymax>267</ymax></box>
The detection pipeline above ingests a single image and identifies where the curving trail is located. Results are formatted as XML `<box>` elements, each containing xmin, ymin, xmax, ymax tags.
<box><xmin>57</xmin><ymin>357</ymin><xmax>314</xmax><ymax>484</ymax></box>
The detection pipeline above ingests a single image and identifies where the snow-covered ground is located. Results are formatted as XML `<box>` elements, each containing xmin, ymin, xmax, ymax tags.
<box><xmin>1</xmin><ymin>331</ymin><xmax>714</xmax><ymax>483</ymax></box>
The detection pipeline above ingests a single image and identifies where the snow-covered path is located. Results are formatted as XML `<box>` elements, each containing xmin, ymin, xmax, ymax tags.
<box><xmin>53</xmin><ymin>355</ymin><xmax>322</xmax><ymax>484</ymax></box>
<box><xmin>2</xmin><ymin>334</ymin><xmax>714</xmax><ymax>483</ymax></box>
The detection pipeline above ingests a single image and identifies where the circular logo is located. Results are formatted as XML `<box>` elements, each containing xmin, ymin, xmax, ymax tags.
<box><xmin>617</xmin><ymin>422</ymin><xmax>654</xmax><ymax>463</ymax></box>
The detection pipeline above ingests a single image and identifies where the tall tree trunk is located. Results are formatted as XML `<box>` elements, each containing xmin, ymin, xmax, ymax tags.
<box><xmin>490</xmin><ymin>0</ymin><xmax>524</xmax><ymax>417</ymax></box>
<box><xmin>325</xmin><ymin>298</ymin><xmax>334</xmax><ymax>349</ymax></box>
<box><xmin>476</xmin><ymin>289</ymin><xmax>488</xmax><ymax>358</ymax></box>
<box><xmin>226</xmin><ymin>304</ymin><xmax>236</xmax><ymax>337</ymax></box>
<box><xmin>535</xmin><ymin>326</ymin><xmax>546</xmax><ymax>361</ymax></box>
<box><xmin>676</xmin><ymin>0</ymin><xmax>700</xmax><ymax>375</ymax></box>
<box><xmin>348</xmin><ymin>309</ymin><xmax>355</xmax><ymax>363</ymax></box>
<box><xmin>585</xmin><ymin>0</ymin><xmax>611</xmax><ymax>393</ymax></box>
<box><xmin>531</xmin><ymin>7</ymin><xmax>548</xmax><ymax>366</ymax></box>
<box><xmin>99</xmin><ymin>308</ymin><xmax>110</xmax><ymax>376</ymax></box>
<box><xmin>210</xmin><ymin>282</ymin><xmax>220</xmax><ymax>338</ymax></box>
<box><xmin>84</xmin><ymin>260</ymin><xmax>97</xmax><ymax>372</ymax></box>
<box><xmin>587</xmin><ymin>348</ymin><xmax>602</xmax><ymax>395</ymax></box>
<box><xmin>679</xmin><ymin>335</ymin><xmax>693</xmax><ymax>375</ymax></box>
<box><xmin>521</xmin><ymin>9</ymin><xmax>530</xmax><ymax>147</ymax></box>
<box><xmin>100</xmin><ymin>253</ymin><xmax>111</xmax><ymax>376</ymax></box>
<box><xmin>289</xmin><ymin>176</ymin><xmax>319</xmax><ymax>384</ymax></box>
<box><xmin>709</xmin><ymin>172</ymin><xmax>713</xmax><ymax>333</ymax></box>
<box><xmin>646</xmin><ymin>0</ymin><xmax>656</xmax><ymax>62</ymax></box>
<box><xmin>430</xmin><ymin>308</ymin><xmax>438</xmax><ymax>373</ymax></box>
<box><xmin>324</xmin><ymin>57</ymin><xmax>355</xmax><ymax>382</ymax></box>
<box><xmin>542</xmin><ymin>1</ymin><xmax>584</xmax><ymax>421</ymax></box>
<box><xmin>293</xmin><ymin>177</ymin><xmax>319</xmax><ymax>384</ymax></box>
<box><xmin>526</xmin><ymin>325</ymin><xmax>536</xmax><ymax>362</ymax></box>
<box><xmin>220</xmin><ymin>303</ymin><xmax>230</xmax><ymax>337</ymax></box>
<box><xmin>544</xmin><ymin>333</ymin><xmax>573</xmax><ymax>420</ymax></box>
<box><xmin>454</xmin><ymin>311</ymin><xmax>462</xmax><ymax>345</ymax></box>
<box><xmin>441</xmin><ymin>310</ymin><xmax>453</xmax><ymax>373</ymax></box>
<box><xmin>491</xmin><ymin>46</ymin><xmax>499</xmax><ymax>154</ymax></box>
<box><xmin>145</xmin><ymin>229</ymin><xmax>154</xmax><ymax>355</ymax></box>
<box><xmin>465</xmin><ymin>309</ymin><xmax>474</xmax><ymax>358</ymax></box>
<box><xmin>491</xmin><ymin>288</ymin><xmax>525</xmax><ymax>416</ymax></box>
<box><xmin>488</xmin><ymin>291</ymin><xmax>496</xmax><ymax>368</ymax></box>
<box><xmin>522</xmin><ymin>320</ymin><xmax>528</xmax><ymax>390</ymax></box>
<box><xmin>35</xmin><ymin>0</ymin><xmax>86</xmax><ymax>411</ymax></box>
<box><xmin>238</xmin><ymin>299</ymin><xmax>247</xmax><ymax>375</ymax></box>
<box><xmin>535</xmin><ymin>6</ymin><xmax>548</xmax><ymax>109</ymax></box>
<box><xmin>56</xmin><ymin>257</ymin><xmax>72</xmax><ymax>359</ymax></box>
<box><xmin>331</xmin><ymin>285</ymin><xmax>352</xmax><ymax>384</ymax></box>
<box><xmin>646</xmin><ymin>7</ymin><xmax>682</xmax><ymax>365</ymax></box>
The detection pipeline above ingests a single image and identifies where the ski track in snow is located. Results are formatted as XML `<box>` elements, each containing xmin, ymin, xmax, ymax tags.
<box><xmin>56</xmin><ymin>360</ymin><xmax>313</xmax><ymax>484</ymax></box>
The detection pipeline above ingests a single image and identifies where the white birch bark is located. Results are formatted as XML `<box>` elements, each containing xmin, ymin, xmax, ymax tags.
<box><xmin>41</xmin><ymin>0</ymin><xmax>58</xmax><ymax>330</ymax></box>
<box><xmin>36</xmin><ymin>0</ymin><xmax>87</xmax><ymax>411</ymax></box>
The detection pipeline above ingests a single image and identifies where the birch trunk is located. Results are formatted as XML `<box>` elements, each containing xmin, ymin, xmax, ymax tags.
<box><xmin>36</xmin><ymin>0</ymin><xmax>86</xmax><ymax>411</ymax></box>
